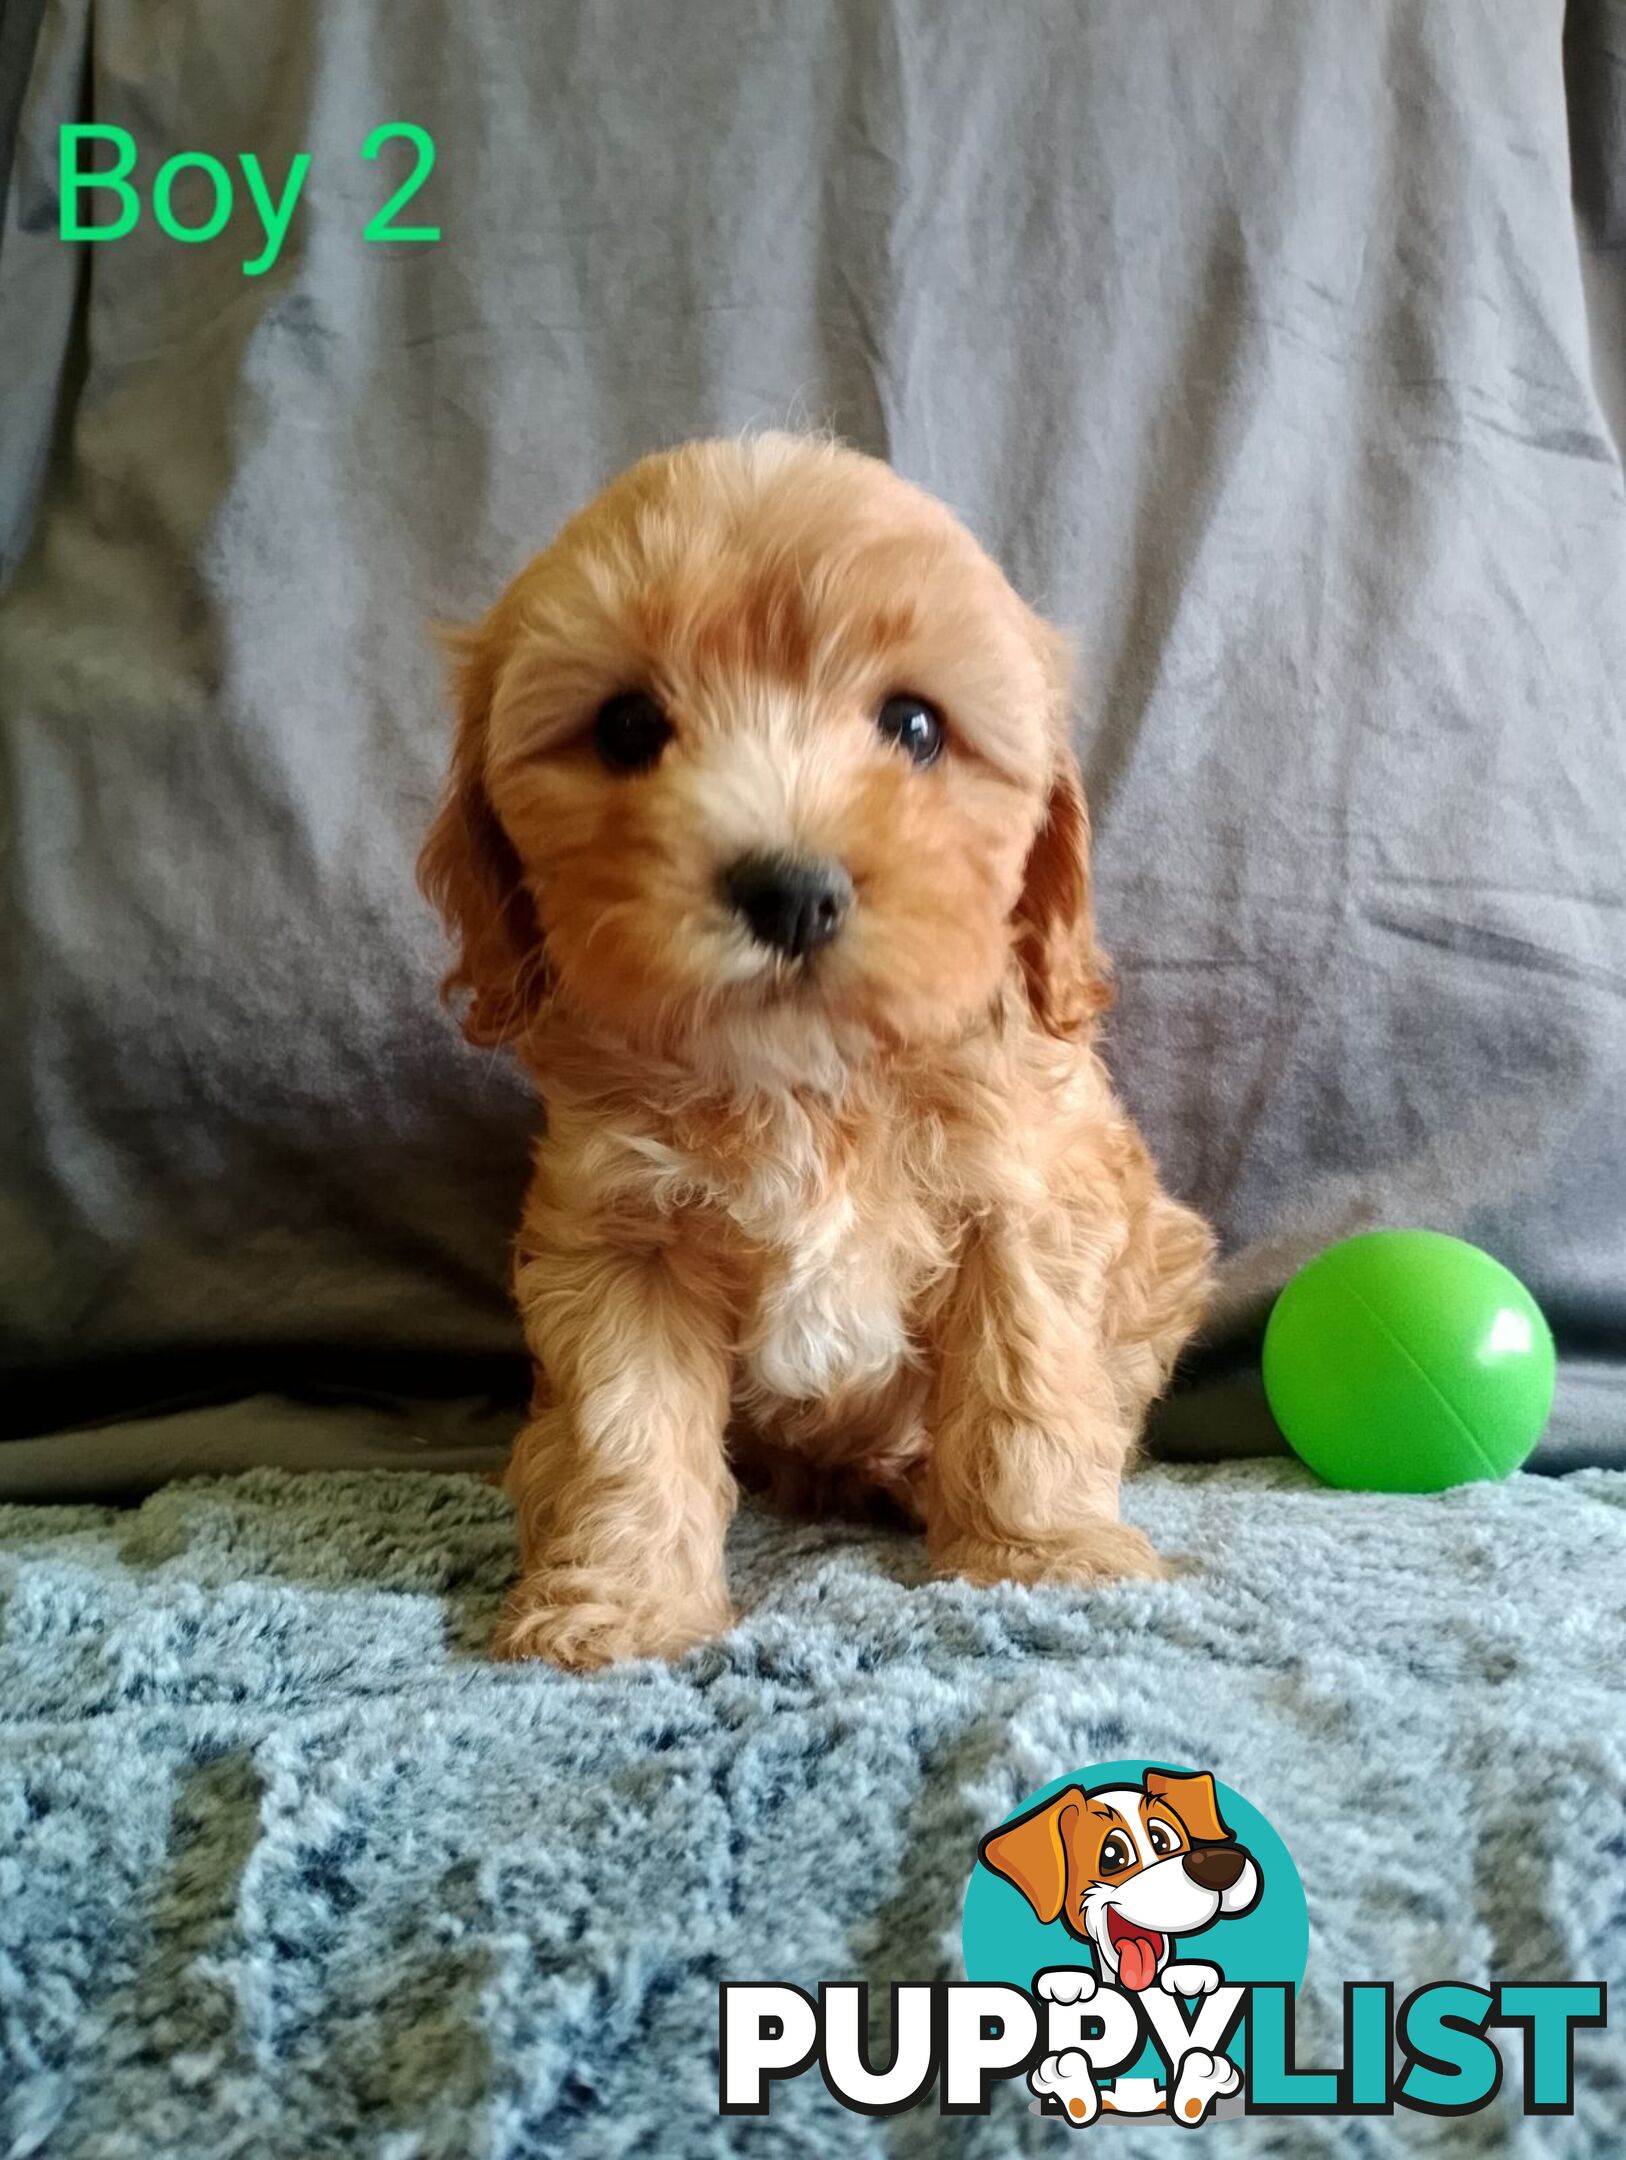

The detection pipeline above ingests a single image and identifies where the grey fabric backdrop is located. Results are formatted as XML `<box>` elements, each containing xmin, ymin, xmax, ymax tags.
<box><xmin>1</xmin><ymin>0</ymin><xmax>1624</xmax><ymax>1492</ymax></box>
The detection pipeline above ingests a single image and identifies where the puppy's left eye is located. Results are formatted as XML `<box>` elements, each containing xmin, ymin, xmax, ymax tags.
<box><xmin>1147</xmin><ymin>1821</ymin><xmax>1178</xmax><ymax>1855</ymax></box>
<box><xmin>876</xmin><ymin>694</ymin><xmax>944</xmax><ymax>767</ymax></box>
<box><xmin>594</xmin><ymin>692</ymin><xmax>673</xmax><ymax>774</ymax></box>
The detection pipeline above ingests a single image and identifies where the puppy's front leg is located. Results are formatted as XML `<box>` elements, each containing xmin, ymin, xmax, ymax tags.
<box><xmin>926</xmin><ymin>1224</ymin><xmax>1166</xmax><ymax>1588</ymax></box>
<box><xmin>495</xmin><ymin>1238</ymin><xmax>736</xmax><ymax>1667</ymax></box>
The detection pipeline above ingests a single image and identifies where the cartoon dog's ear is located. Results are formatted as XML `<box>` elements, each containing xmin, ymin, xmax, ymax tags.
<box><xmin>1011</xmin><ymin>622</ymin><xmax>1112</xmax><ymax>1041</ymax></box>
<box><xmin>418</xmin><ymin>615</ymin><xmax>549</xmax><ymax>1048</ymax></box>
<box><xmin>978</xmin><ymin>1788</ymin><xmax>1086</xmax><ymax>1925</ymax></box>
<box><xmin>1143</xmin><ymin>1770</ymin><xmax>1234</xmax><ymax>1846</ymax></box>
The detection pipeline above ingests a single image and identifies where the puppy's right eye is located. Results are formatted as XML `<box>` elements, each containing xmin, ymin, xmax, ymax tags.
<box><xmin>876</xmin><ymin>693</ymin><xmax>944</xmax><ymax>767</ymax></box>
<box><xmin>1100</xmin><ymin>1834</ymin><xmax>1134</xmax><ymax>1873</ymax></box>
<box><xmin>593</xmin><ymin>692</ymin><xmax>673</xmax><ymax>774</ymax></box>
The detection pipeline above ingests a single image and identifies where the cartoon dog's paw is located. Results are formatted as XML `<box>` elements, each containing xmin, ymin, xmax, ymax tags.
<box><xmin>1036</xmin><ymin>1966</ymin><xmax>1098</xmax><ymax>2006</ymax></box>
<box><xmin>1161</xmin><ymin>1962</ymin><xmax>1223</xmax><ymax>1998</ymax></box>
<box><xmin>1030</xmin><ymin>2049</ymin><xmax>1100</xmax><ymax>2127</ymax></box>
<box><xmin>1170</xmin><ymin>2048</ymin><xmax>1241</xmax><ymax>2126</ymax></box>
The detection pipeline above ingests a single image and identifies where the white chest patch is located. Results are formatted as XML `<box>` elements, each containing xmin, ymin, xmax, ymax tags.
<box><xmin>608</xmin><ymin>1104</ymin><xmax>922</xmax><ymax>1407</ymax></box>
<box><xmin>737</xmin><ymin>1191</ymin><xmax>914</xmax><ymax>1405</ymax></box>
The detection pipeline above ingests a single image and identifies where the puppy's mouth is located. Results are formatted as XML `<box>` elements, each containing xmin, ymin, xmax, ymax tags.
<box><xmin>734</xmin><ymin>952</ymin><xmax>827</xmax><ymax>1007</ymax></box>
<box><xmin>1104</xmin><ymin>1908</ymin><xmax>1166</xmax><ymax>1992</ymax></box>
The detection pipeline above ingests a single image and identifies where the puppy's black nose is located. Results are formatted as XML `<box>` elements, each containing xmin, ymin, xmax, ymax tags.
<box><xmin>1183</xmin><ymin>1845</ymin><xmax>1248</xmax><ymax>1892</ymax></box>
<box><xmin>723</xmin><ymin>852</ymin><xmax>853</xmax><ymax>960</ymax></box>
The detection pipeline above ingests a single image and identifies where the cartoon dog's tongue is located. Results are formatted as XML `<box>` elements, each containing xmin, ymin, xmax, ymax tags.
<box><xmin>1106</xmin><ymin>1910</ymin><xmax>1165</xmax><ymax>1992</ymax></box>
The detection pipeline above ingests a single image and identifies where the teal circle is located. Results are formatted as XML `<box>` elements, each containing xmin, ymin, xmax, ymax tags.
<box><xmin>962</xmin><ymin>1761</ymin><xmax>1309</xmax><ymax>2086</ymax></box>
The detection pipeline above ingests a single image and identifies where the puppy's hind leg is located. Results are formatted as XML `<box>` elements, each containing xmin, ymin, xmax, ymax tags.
<box><xmin>1103</xmin><ymin>1184</ymin><xmax>1215</xmax><ymax>1430</ymax></box>
<box><xmin>925</xmin><ymin>1224</ymin><xmax>1167</xmax><ymax>1589</ymax></box>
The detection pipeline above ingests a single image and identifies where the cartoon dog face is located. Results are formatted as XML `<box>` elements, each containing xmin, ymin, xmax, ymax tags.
<box><xmin>979</xmin><ymin>1770</ymin><xmax>1261</xmax><ymax>1993</ymax></box>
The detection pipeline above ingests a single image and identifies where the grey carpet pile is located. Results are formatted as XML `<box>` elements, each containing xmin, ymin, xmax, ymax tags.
<box><xmin>2</xmin><ymin>1462</ymin><xmax>1623</xmax><ymax>2158</ymax></box>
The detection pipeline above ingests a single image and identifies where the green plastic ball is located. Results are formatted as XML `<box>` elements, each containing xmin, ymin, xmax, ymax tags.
<box><xmin>1262</xmin><ymin>1230</ymin><xmax>1555</xmax><ymax>1492</ymax></box>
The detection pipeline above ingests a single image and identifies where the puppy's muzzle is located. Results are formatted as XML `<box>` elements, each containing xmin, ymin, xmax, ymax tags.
<box><xmin>1181</xmin><ymin>1844</ymin><xmax>1249</xmax><ymax>1892</ymax></box>
<box><xmin>723</xmin><ymin>851</ymin><xmax>853</xmax><ymax>960</ymax></box>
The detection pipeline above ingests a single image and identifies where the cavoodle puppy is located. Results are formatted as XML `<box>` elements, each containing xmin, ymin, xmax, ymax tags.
<box><xmin>421</xmin><ymin>434</ymin><xmax>1213</xmax><ymax>1667</ymax></box>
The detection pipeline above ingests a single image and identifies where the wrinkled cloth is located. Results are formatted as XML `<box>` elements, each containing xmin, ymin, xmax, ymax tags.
<box><xmin>1</xmin><ymin>0</ymin><xmax>1624</xmax><ymax>1484</ymax></box>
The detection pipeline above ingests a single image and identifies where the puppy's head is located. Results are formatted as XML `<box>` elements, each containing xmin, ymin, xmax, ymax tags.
<box><xmin>979</xmin><ymin>1771</ymin><xmax>1261</xmax><ymax>1992</ymax></box>
<box><xmin>419</xmin><ymin>434</ymin><xmax>1109</xmax><ymax>1073</ymax></box>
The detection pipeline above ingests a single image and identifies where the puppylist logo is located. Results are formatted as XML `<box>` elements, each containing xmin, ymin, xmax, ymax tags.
<box><xmin>720</xmin><ymin>1760</ymin><xmax>1605</xmax><ymax>2125</ymax></box>
<box><xmin>968</xmin><ymin>1762</ymin><xmax>1279</xmax><ymax>2124</ymax></box>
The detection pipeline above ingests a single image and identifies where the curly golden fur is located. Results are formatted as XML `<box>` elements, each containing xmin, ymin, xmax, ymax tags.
<box><xmin>421</xmin><ymin>435</ymin><xmax>1213</xmax><ymax>1666</ymax></box>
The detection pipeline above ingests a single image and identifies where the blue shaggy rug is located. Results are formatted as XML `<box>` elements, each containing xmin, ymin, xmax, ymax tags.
<box><xmin>1</xmin><ymin>1460</ymin><xmax>1623</xmax><ymax>2157</ymax></box>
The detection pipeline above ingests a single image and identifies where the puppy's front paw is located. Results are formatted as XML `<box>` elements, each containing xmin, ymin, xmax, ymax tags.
<box><xmin>934</xmin><ymin>1520</ymin><xmax>1168</xmax><ymax>1590</ymax></box>
<box><xmin>492</xmin><ymin>1577</ymin><xmax>732</xmax><ymax>1668</ymax></box>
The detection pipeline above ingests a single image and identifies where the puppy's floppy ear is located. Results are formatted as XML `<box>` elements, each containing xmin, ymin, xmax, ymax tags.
<box><xmin>417</xmin><ymin>615</ymin><xmax>549</xmax><ymax>1047</ymax></box>
<box><xmin>1011</xmin><ymin>622</ymin><xmax>1112</xmax><ymax>1040</ymax></box>
<box><xmin>978</xmin><ymin>1787</ymin><xmax>1086</xmax><ymax>1925</ymax></box>
<box><xmin>1143</xmin><ymin>1769</ymin><xmax>1234</xmax><ymax>1846</ymax></box>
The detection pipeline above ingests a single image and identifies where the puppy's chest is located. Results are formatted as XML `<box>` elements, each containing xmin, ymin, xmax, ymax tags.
<box><xmin>733</xmin><ymin>1182</ymin><xmax>922</xmax><ymax>1407</ymax></box>
<box><xmin>652</xmin><ymin>1106</ymin><xmax>948</xmax><ymax>1405</ymax></box>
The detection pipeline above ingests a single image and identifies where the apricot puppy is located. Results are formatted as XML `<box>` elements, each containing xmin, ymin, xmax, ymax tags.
<box><xmin>421</xmin><ymin>434</ymin><xmax>1213</xmax><ymax>1666</ymax></box>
